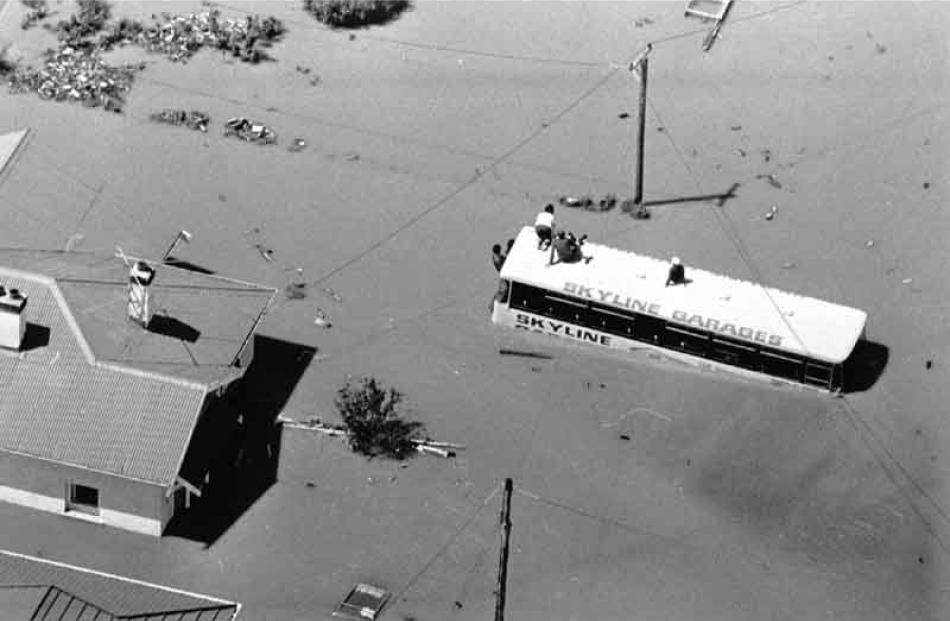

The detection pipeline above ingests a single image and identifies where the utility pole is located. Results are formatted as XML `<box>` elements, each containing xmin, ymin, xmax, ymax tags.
<box><xmin>630</xmin><ymin>44</ymin><xmax>653</xmax><ymax>207</ymax></box>
<box><xmin>494</xmin><ymin>478</ymin><xmax>514</xmax><ymax>621</ymax></box>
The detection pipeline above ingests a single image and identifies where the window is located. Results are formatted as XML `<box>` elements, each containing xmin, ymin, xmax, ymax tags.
<box><xmin>761</xmin><ymin>352</ymin><xmax>803</xmax><ymax>382</ymax></box>
<box><xmin>66</xmin><ymin>483</ymin><xmax>100</xmax><ymax>516</ymax></box>
<box><xmin>804</xmin><ymin>361</ymin><xmax>833</xmax><ymax>388</ymax></box>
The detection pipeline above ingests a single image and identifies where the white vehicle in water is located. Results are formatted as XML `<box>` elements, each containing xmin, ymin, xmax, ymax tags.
<box><xmin>492</xmin><ymin>226</ymin><xmax>868</xmax><ymax>392</ymax></box>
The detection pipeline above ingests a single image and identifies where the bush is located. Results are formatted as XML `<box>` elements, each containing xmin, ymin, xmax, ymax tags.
<box><xmin>303</xmin><ymin>0</ymin><xmax>411</xmax><ymax>29</ymax></box>
<box><xmin>57</xmin><ymin>0</ymin><xmax>111</xmax><ymax>46</ymax></box>
<box><xmin>0</xmin><ymin>44</ymin><xmax>17</xmax><ymax>75</ymax></box>
<box><xmin>335</xmin><ymin>377</ymin><xmax>424</xmax><ymax>459</ymax></box>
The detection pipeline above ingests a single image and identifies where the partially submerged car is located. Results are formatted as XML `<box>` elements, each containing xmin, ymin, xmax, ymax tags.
<box><xmin>224</xmin><ymin>117</ymin><xmax>277</xmax><ymax>144</ymax></box>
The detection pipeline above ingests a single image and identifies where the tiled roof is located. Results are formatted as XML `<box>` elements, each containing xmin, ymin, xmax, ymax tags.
<box><xmin>0</xmin><ymin>550</ymin><xmax>239</xmax><ymax>620</ymax></box>
<box><xmin>0</xmin><ymin>250</ymin><xmax>275</xmax><ymax>485</ymax></box>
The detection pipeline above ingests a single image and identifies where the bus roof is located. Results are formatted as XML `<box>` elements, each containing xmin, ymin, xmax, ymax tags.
<box><xmin>500</xmin><ymin>227</ymin><xmax>867</xmax><ymax>364</ymax></box>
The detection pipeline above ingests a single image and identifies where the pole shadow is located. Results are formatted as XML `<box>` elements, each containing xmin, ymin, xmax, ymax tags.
<box><xmin>165</xmin><ymin>335</ymin><xmax>317</xmax><ymax>546</ymax></box>
<box><xmin>643</xmin><ymin>183</ymin><xmax>740</xmax><ymax>208</ymax></box>
<box><xmin>841</xmin><ymin>339</ymin><xmax>889</xmax><ymax>393</ymax></box>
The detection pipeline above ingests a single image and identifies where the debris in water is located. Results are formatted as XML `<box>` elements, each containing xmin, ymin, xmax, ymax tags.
<box><xmin>923</xmin><ymin>182</ymin><xmax>930</xmax><ymax>189</ymax></box>
<box><xmin>866</xmin><ymin>240</ymin><xmax>875</xmax><ymax>247</ymax></box>
<box><xmin>288</xmin><ymin>138</ymin><xmax>307</xmax><ymax>153</ymax></box>
<box><xmin>314</xmin><ymin>308</ymin><xmax>331</xmax><ymax>328</ymax></box>
<box><xmin>756</xmin><ymin>174</ymin><xmax>782</xmax><ymax>189</ymax></box>
<box><xmin>323</xmin><ymin>287</ymin><xmax>343</xmax><ymax>303</ymax></box>
<box><xmin>875</xmin><ymin>43</ymin><xmax>887</xmax><ymax>54</ymax></box>
<box><xmin>926</xmin><ymin>360</ymin><xmax>933</xmax><ymax>370</ymax></box>
<box><xmin>618</xmin><ymin>112</ymin><xmax>630</xmax><ymax>119</ymax></box>
<box><xmin>782</xmin><ymin>262</ymin><xmax>795</xmax><ymax>269</ymax></box>
<box><xmin>760</xmin><ymin>148</ymin><xmax>772</xmax><ymax>163</ymax></box>
<box><xmin>734</xmin><ymin>148</ymin><xmax>747</xmax><ymax>158</ymax></box>
<box><xmin>344</xmin><ymin>152</ymin><xmax>360</xmax><ymax>161</ymax></box>
<box><xmin>730</xmin><ymin>125</ymin><xmax>742</xmax><ymax>131</ymax></box>
<box><xmin>901</xmin><ymin>278</ymin><xmax>913</xmax><ymax>285</ymax></box>
<box><xmin>619</xmin><ymin>434</ymin><xmax>631</xmax><ymax>441</ymax></box>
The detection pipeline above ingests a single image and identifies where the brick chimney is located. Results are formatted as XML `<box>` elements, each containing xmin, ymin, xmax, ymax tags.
<box><xmin>128</xmin><ymin>261</ymin><xmax>156</xmax><ymax>328</ymax></box>
<box><xmin>0</xmin><ymin>285</ymin><xmax>28</xmax><ymax>350</ymax></box>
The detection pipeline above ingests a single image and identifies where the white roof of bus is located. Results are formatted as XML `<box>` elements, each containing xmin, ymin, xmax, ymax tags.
<box><xmin>500</xmin><ymin>227</ymin><xmax>867</xmax><ymax>363</ymax></box>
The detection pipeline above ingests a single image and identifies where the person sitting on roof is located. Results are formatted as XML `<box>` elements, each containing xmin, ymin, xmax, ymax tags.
<box><xmin>666</xmin><ymin>256</ymin><xmax>686</xmax><ymax>287</ymax></box>
<box><xmin>552</xmin><ymin>231</ymin><xmax>589</xmax><ymax>264</ymax></box>
<box><xmin>535</xmin><ymin>204</ymin><xmax>555</xmax><ymax>250</ymax></box>
<box><xmin>492</xmin><ymin>243</ymin><xmax>506</xmax><ymax>272</ymax></box>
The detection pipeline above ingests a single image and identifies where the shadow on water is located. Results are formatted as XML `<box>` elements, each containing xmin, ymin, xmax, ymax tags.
<box><xmin>165</xmin><ymin>335</ymin><xmax>317</xmax><ymax>547</ymax></box>
<box><xmin>842</xmin><ymin>339</ymin><xmax>889</xmax><ymax>393</ymax></box>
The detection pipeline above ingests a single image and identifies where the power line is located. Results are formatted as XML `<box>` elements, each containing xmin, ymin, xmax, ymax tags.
<box><xmin>295</xmin><ymin>64</ymin><xmax>627</xmax><ymax>292</ymax></box>
<box><xmin>391</xmin><ymin>482</ymin><xmax>503</xmax><ymax>605</ymax></box>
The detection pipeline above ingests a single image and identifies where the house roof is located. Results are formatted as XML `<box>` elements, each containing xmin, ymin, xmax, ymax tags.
<box><xmin>0</xmin><ymin>549</ymin><xmax>239</xmax><ymax>620</ymax></box>
<box><xmin>0</xmin><ymin>249</ymin><xmax>276</xmax><ymax>485</ymax></box>
<box><xmin>501</xmin><ymin>226</ymin><xmax>867</xmax><ymax>363</ymax></box>
<box><xmin>0</xmin><ymin>130</ymin><xmax>29</xmax><ymax>181</ymax></box>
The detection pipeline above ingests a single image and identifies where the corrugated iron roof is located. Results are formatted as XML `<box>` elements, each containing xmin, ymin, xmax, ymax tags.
<box><xmin>0</xmin><ymin>550</ymin><xmax>238</xmax><ymax>619</ymax></box>
<box><xmin>0</xmin><ymin>250</ymin><xmax>275</xmax><ymax>485</ymax></box>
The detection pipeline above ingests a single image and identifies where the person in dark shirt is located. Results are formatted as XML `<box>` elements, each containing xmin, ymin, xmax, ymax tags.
<box><xmin>666</xmin><ymin>256</ymin><xmax>686</xmax><ymax>287</ymax></box>
<box><xmin>552</xmin><ymin>231</ymin><xmax>589</xmax><ymax>264</ymax></box>
<box><xmin>492</xmin><ymin>243</ymin><xmax>506</xmax><ymax>272</ymax></box>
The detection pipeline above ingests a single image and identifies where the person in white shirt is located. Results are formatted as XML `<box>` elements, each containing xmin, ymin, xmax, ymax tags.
<box><xmin>534</xmin><ymin>204</ymin><xmax>555</xmax><ymax>249</ymax></box>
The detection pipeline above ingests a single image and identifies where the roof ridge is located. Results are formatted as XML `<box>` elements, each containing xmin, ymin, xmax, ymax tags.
<box><xmin>0</xmin><ymin>549</ymin><xmax>239</xmax><ymax>608</ymax></box>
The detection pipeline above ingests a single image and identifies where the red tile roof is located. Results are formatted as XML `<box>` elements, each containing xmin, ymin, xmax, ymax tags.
<box><xmin>0</xmin><ymin>250</ymin><xmax>275</xmax><ymax>485</ymax></box>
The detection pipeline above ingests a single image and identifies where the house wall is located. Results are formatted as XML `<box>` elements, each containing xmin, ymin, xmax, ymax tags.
<box><xmin>0</xmin><ymin>450</ymin><xmax>168</xmax><ymax>537</ymax></box>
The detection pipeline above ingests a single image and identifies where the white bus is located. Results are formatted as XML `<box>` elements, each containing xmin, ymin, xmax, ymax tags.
<box><xmin>492</xmin><ymin>227</ymin><xmax>868</xmax><ymax>392</ymax></box>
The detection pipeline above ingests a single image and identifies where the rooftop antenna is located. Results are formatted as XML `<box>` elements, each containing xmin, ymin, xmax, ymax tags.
<box><xmin>162</xmin><ymin>230</ymin><xmax>193</xmax><ymax>262</ymax></box>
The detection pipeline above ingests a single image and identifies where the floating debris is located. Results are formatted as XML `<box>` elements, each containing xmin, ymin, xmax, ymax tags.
<box><xmin>782</xmin><ymin>262</ymin><xmax>796</xmax><ymax>269</ymax></box>
<box><xmin>923</xmin><ymin>181</ymin><xmax>930</xmax><ymax>189</ymax></box>
<box><xmin>734</xmin><ymin>148</ymin><xmax>747</xmax><ymax>158</ymax></box>
<box><xmin>866</xmin><ymin>240</ymin><xmax>875</xmax><ymax>247</ymax></box>
<box><xmin>756</xmin><ymin>173</ymin><xmax>782</xmax><ymax>189</ymax></box>
<box><xmin>284</xmin><ymin>281</ymin><xmax>308</xmax><ymax>300</ymax></box>
<box><xmin>875</xmin><ymin>43</ymin><xmax>887</xmax><ymax>54</ymax></box>
<box><xmin>288</xmin><ymin>137</ymin><xmax>307</xmax><ymax>152</ymax></box>
<box><xmin>633</xmin><ymin>17</ymin><xmax>654</xmax><ymax>28</ymax></box>
<box><xmin>149</xmin><ymin>108</ymin><xmax>210</xmax><ymax>132</ymax></box>
<box><xmin>926</xmin><ymin>360</ymin><xmax>933</xmax><ymax>370</ymax></box>
<box><xmin>314</xmin><ymin>308</ymin><xmax>331</xmax><ymax>328</ymax></box>
<box><xmin>224</xmin><ymin>117</ymin><xmax>277</xmax><ymax>144</ymax></box>
<box><xmin>98</xmin><ymin>10</ymin><xmax>286</xmax><ymax>64</ymax></box>
<box><xmin>253</xmin><ymin>243</ymin><xmax>274</xmax><ymax>262</ymax></box>
<box><xmin>730</xmin><ymin>124</ymin><xmax>742</xmax><ymax>131</ymax></box>
<box><xmin>760</xmin><ymin>148</ymin><xmax>772</xmax><ymax>163</ymax></box>
<box><xmin>21</xmin><ymin>0</ymin><xmax>49</xmax><ymax>30</ymax></box>
<box><xmin>7</xmin><ymin>46</ymin><xmax>139</xmax><ymax>112</ymax></box>
<box><xmin>322</xmin><ymin>287</ymin><xmax>343</xmax><ymax>303</ymax></box>
<box><xmin>344</xmin><ymin>152</ymin><xmax>360</xmax><ymax>161</ymax></box>
<box><xmin>618</xmin><ymin>112</ymin><xmax>630</xmax><ymax>119</ymax></box>
<box><xmin>902</xmin><ymin>278</ymin><xmax>913</xmax><ymax>285</ymax></box>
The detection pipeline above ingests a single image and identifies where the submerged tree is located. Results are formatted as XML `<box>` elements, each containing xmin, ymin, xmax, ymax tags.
<box><xmin>303</xmin><ymin>0</ymin><xmax>412</xmax><ymax>29</ymax></box>
<box><xmin>335</xmin><ymin>376</ymin><xmax>424</xmax><ymax>459</ymax></box>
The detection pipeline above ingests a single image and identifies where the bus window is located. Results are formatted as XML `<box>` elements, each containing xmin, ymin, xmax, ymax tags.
<box><xmin>761</xmin><ymin>351</ymin><xmax>803</xmax><ymax>382</ymax></box>
<box><xmin>664</xmin><ymin>325</ymin><xmax>708</xmax><ymax>356</ymax></box>
<box><xmin>709</xmin><ymin>338</ymin><xmax>758</xmax><ymax>370</ymax></box>
<box><xmin>634</xmin><ymin>315</ymin><xmax>665</xmax><ymax>344</ymax></box>
<box><xmin>592</xmin><ymin>304</ymin><xmax>635</xmax><ymax>337</ymax></box>
<box><xmin>509</xmin><ymin>282</ymin><xmax>545</xmax><ymax>312</ymax></box>
<box><xmin>804</xmin><ymin>361</ymin><xmax>833</xmax><ymax>388</ymax></box>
